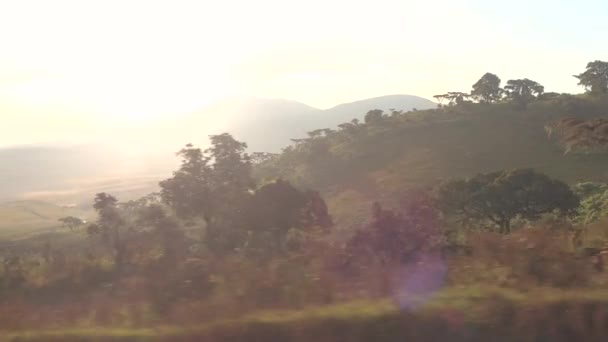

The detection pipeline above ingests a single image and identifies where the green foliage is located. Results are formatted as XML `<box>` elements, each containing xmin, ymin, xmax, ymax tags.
<box><xmin>87</xmin><ymin>193</ymin><xmax>131</xmax><ymax>269</ymax></box>
<box><xmin>438</xmin><ymin>169</ymin><xmax>580</xmax><ymax>233</ymax></box>
<box><xmin>504</xmin><ymin>78</ymin><xmax>544</xmax><ymax>109</ymax></box>
<box><xmin>471</xmin><ymin>72</ymin><xmax>502</xmax><ymax>103</ymax></box>
<box><xmin>363</xmin><ymin>109</ymin><xmax>385</xmax><ymax>124</ymax></box>
<box><xmin>574</xmin><ymin>60</ymin><xmax>608</xmax><ymax>95</ymax></box>
<box><xmin>573</xmin><ymin>182</ymin><xmax>608</xmax><ymax>225</ymax></box>
<box><xmin>451</xmin><ymin>229</ymin><xmax>590</xmax><ymax>287</ymax></box>
<box><xmin>433</xmin><ymin>92</ymin><xmax>471</xmax><ymax>106</ymax></box>
<box><xmin>159</xmin><ymin>144</ymin><xmax>211</xmax><ymax>219</ymax></box>
<box><xmin>159</xmin><ymin>133</ymin><xmax>253</xmax><ymax>223</ymax></box>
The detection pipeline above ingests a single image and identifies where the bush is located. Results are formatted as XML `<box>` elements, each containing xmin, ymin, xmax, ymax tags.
<box><xmin>449</xmin><ymin>228</ymin><xmax>591</xmax><ymax>288</ymax></box>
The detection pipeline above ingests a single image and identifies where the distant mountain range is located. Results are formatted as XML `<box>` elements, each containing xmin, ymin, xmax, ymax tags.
<box><xmin>0</xmin><ymin>95</ymin><xmax>435</xmax><ymax>201</ymax></box>
<box><xmin>210</xmin><ymin>94</ymin><xmax>437</xmax><ymax>152</ymax></box>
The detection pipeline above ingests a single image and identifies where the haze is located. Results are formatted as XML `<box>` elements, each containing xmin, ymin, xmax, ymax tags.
<box><xmin>1</xmin><ymin>0</ymin><xmax>607</xmax><ymax>147</ymax></box>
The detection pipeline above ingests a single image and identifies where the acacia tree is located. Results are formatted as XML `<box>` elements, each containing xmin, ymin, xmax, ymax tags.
<box><xmin>433</xmin><ymin>92</ymin><xmax>471</xmax><ymax>106</ymax></box>
<box><xmin>433</xmin><ymin>94</ymin><xmax>449</xmax><ymax>105</ymax></box>
<box><xmin>471</xmin><ymin>73</ymin><xmax>502</xmax><ymax>103</ymax></box>
<box><xmin>574</xmin><ymin>60</ymin><xmax>608</xmax><ymax>95</ymax></box>
<box><xmin>504</xmin><ymin>79</ymin><xmax>544</xmax><ymax>109</ymax></box>
<box><xmin>438</xmin><ymin>169</ymin><xmax>579</xmax><ymax>234</ymax></box>
<box><xmin>58</xmin><ymin>216</ymin><xmax>84</xmax><ymax>231</ymax></box>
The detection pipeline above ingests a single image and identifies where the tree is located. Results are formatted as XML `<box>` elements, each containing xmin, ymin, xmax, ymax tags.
<box><xmin>447</xmin><ymin>92</ymin><xmax>471</xmax><ymax>105</ymax></box>
<box><xmin>504</xmin><ymin>79</ymin><xmax>544</xmax><ymax>109</ymax></box>
<box><xmin>471</xmin><ymin>73</ymin><xmax>502</xmax><ymax>103</ymax></box>
<box><xmin>574</xmin><ymin>60</ymin><xmax>608</xmax><ymax>95</ymax></box>
<box><xmin>136</xmin><ymin>204</ymin><xmax>185</xmax><ymax>265</ymax></box>
<box><xmin>364</xmin><ymin>109</ymin><xmax>385</xmax><ymax>124</ymax></box>
<box><xmin>571</xmin><ymin>182</ymin><xmax>608</xmax><ymax>225</ymax></box>
<box><xmin>204</xmin><ymin>133</ymin><xmax>254</xmax><ymax>208</ymax></box>
<box><xmin>87</xmin><ymin>193</ymin><xmax>130</xmax><ymax>269</ymax></box>
<box><xmin>209</xmin><ymin>179</ymin><xmax>332</xmax><ymax>257</ymax></box>
<box><xmin>250</xmin><ymin>152</ymin><xmax>277</xmax><ymax>165</ymax></box>
<box><xmin>433</xmin><ymin>94</ymin><xmax>449</xmax><ymax>105</ymax></box>
<box><xmin>160</xmin><ymin>134</ymin><xmax>257</xmax><ymax>255</ymax></box>
<box><xmin>433</xmin><ymin>92</ymin><xmax>471</xmax><ymax>106</ymax></box>
<box><xmin>160</xmin><ymin>133</ymin><xmax>253</xmax><ymax>224</ymax></box>
<box><xmin>159</xmin><ymin>144</ymin><xmax>211</xmax><ymax>219</ymax></box>
<box><xmin>438</xmin><ymin>169</ymin><xmax>579</xmax><ymax>234</ymax></box>
<box><xmin>58</xmin><ymin>216</ymin><xmax>85</xmax><ymax>231</ymax></box>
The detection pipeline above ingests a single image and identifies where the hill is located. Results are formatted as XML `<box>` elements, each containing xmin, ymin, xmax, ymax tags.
<box><xmin>319</xmin><ymin>94</ymin><xmax>436</xmax><ymax>128</ymax></box>
<box><xmin>203</xmin><ymin>98</ymin><xmax>321</xmax><ymax>152</ymax></box>
<box><xmin>198</xmin><ymin>94</ymin><xmax>436</xmax><ymax>152</ymax></box>
<box><xmin>255</xmin><ymin>96</ymin><xmax>608</xmax><ymax>230</ymax></box>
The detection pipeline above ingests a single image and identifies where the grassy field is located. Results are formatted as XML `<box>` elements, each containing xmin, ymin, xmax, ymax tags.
<box><xmin>5</xmin><ymin>287</ymin><xmax>608</xmax><ymax>341</ymax></box>
<box><xmin>0</xmin><ymin>200</ymin><xmax>90</xmax><ymax>241</ymax></box>
<box><xmin>0</xmin><ymin>174</ymin><xmax>161</xmax><ymax>241</ymax></box>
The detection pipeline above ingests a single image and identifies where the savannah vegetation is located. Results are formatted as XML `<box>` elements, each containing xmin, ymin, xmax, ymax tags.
<box><xmin>4</xmin><ymin>60</ymin><xmax>608</xmax><ymax>341</ymax></box>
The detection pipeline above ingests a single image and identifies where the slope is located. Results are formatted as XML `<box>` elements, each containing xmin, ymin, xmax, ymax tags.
<box><xmin>255</xmin><ymin>96</ymin><xmax>608</xmax><ymax>230</ymax></box>
<box><xmin>204</xmin><ymin>95</ymin><xmax>437</xmax><ymax>152</ymax></box>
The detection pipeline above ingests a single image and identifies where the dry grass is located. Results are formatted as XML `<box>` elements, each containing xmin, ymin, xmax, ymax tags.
<box><xmin>6</xmin><ymin>286</ymin><xmax>608</xmax><ymax>341</ymax></box>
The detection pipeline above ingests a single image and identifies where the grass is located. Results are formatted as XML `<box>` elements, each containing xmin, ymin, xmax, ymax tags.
<box><xmin>7</xmin><ymin>286</ymin><xmax>608</xmax><ymax>341</ymax></box>
<box><xmin>0</xmin><ymin>200</ymin><xmax>91</xmax><ymax>241</ymax></box>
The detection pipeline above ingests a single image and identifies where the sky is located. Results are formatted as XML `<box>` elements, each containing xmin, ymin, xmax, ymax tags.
<box><xmin>0</xmin><ymin>0</ymin><xmax>607</xmax><ymax>146</ymax></box>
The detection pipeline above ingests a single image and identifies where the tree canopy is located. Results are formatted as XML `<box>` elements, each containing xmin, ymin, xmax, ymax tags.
<box><xmin>471</xmin><ymin>73</ymin><xmax>502</xmax><ymax>103</ymax></box>
<box><xmin>504</xmin><ymin>79</ymin><xmax>544</xmax><ymax>109</ymax></box>
<box><xmin>574</xmin><ymin>60</ymin><xmax>608</xmax><ymax>95</ymax></box>
<box><xmin>438</xmin><ymin>169</ymin><xmax>579</xmax><ymax>233</ymax></box>
<box><xmin>159</xmin><ymin>133</ymin><xmax>253</xmax><ymax>223</ymax></box>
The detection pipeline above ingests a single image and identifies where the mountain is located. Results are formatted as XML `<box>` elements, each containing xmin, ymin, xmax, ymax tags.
<box><xmin>202</xmin><ymin>98</ymin><xmax>321</xmax><ymax>152</ymax></box>
<box><xmin>212</xmin><ymin>95</ymin><xmax>437</xmax><ymax>152</ymax></box>
<box><xmin>319</xmin><ymin>94</ymin><xmax>437</xmax><ymax>128</ymax></box>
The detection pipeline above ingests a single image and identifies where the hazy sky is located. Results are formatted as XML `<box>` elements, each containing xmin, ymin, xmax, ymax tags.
<box><xmin>1</xmin><ymin>0</ymin><xmax>607</xmax><ymax>146</ymax></box>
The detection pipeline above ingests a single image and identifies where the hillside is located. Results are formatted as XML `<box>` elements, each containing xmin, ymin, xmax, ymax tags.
<box><xmin>319</xmin><ymin>94</ymin><xmax>437</xmax><ymax>128</ymax></box>
<box><xmin>205</xmin><ymin>98</ymin><xmax>321</xmax><ymax>153</ymax></box>
<box><xmin>201</xmin><ymin>94</ymin><xmax>437</xmax><ymax>152</ymax></box>
<box><xmin>255</xmin><ymin>96</ymin><xmax>608</xmax><ymax>230</ymax></box>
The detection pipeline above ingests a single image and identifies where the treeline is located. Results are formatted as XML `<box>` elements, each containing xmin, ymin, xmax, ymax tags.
<box><xmin>434</xmin><ymin>60</ymin><xmax>608</xmax><ymax>108</ymax></box>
